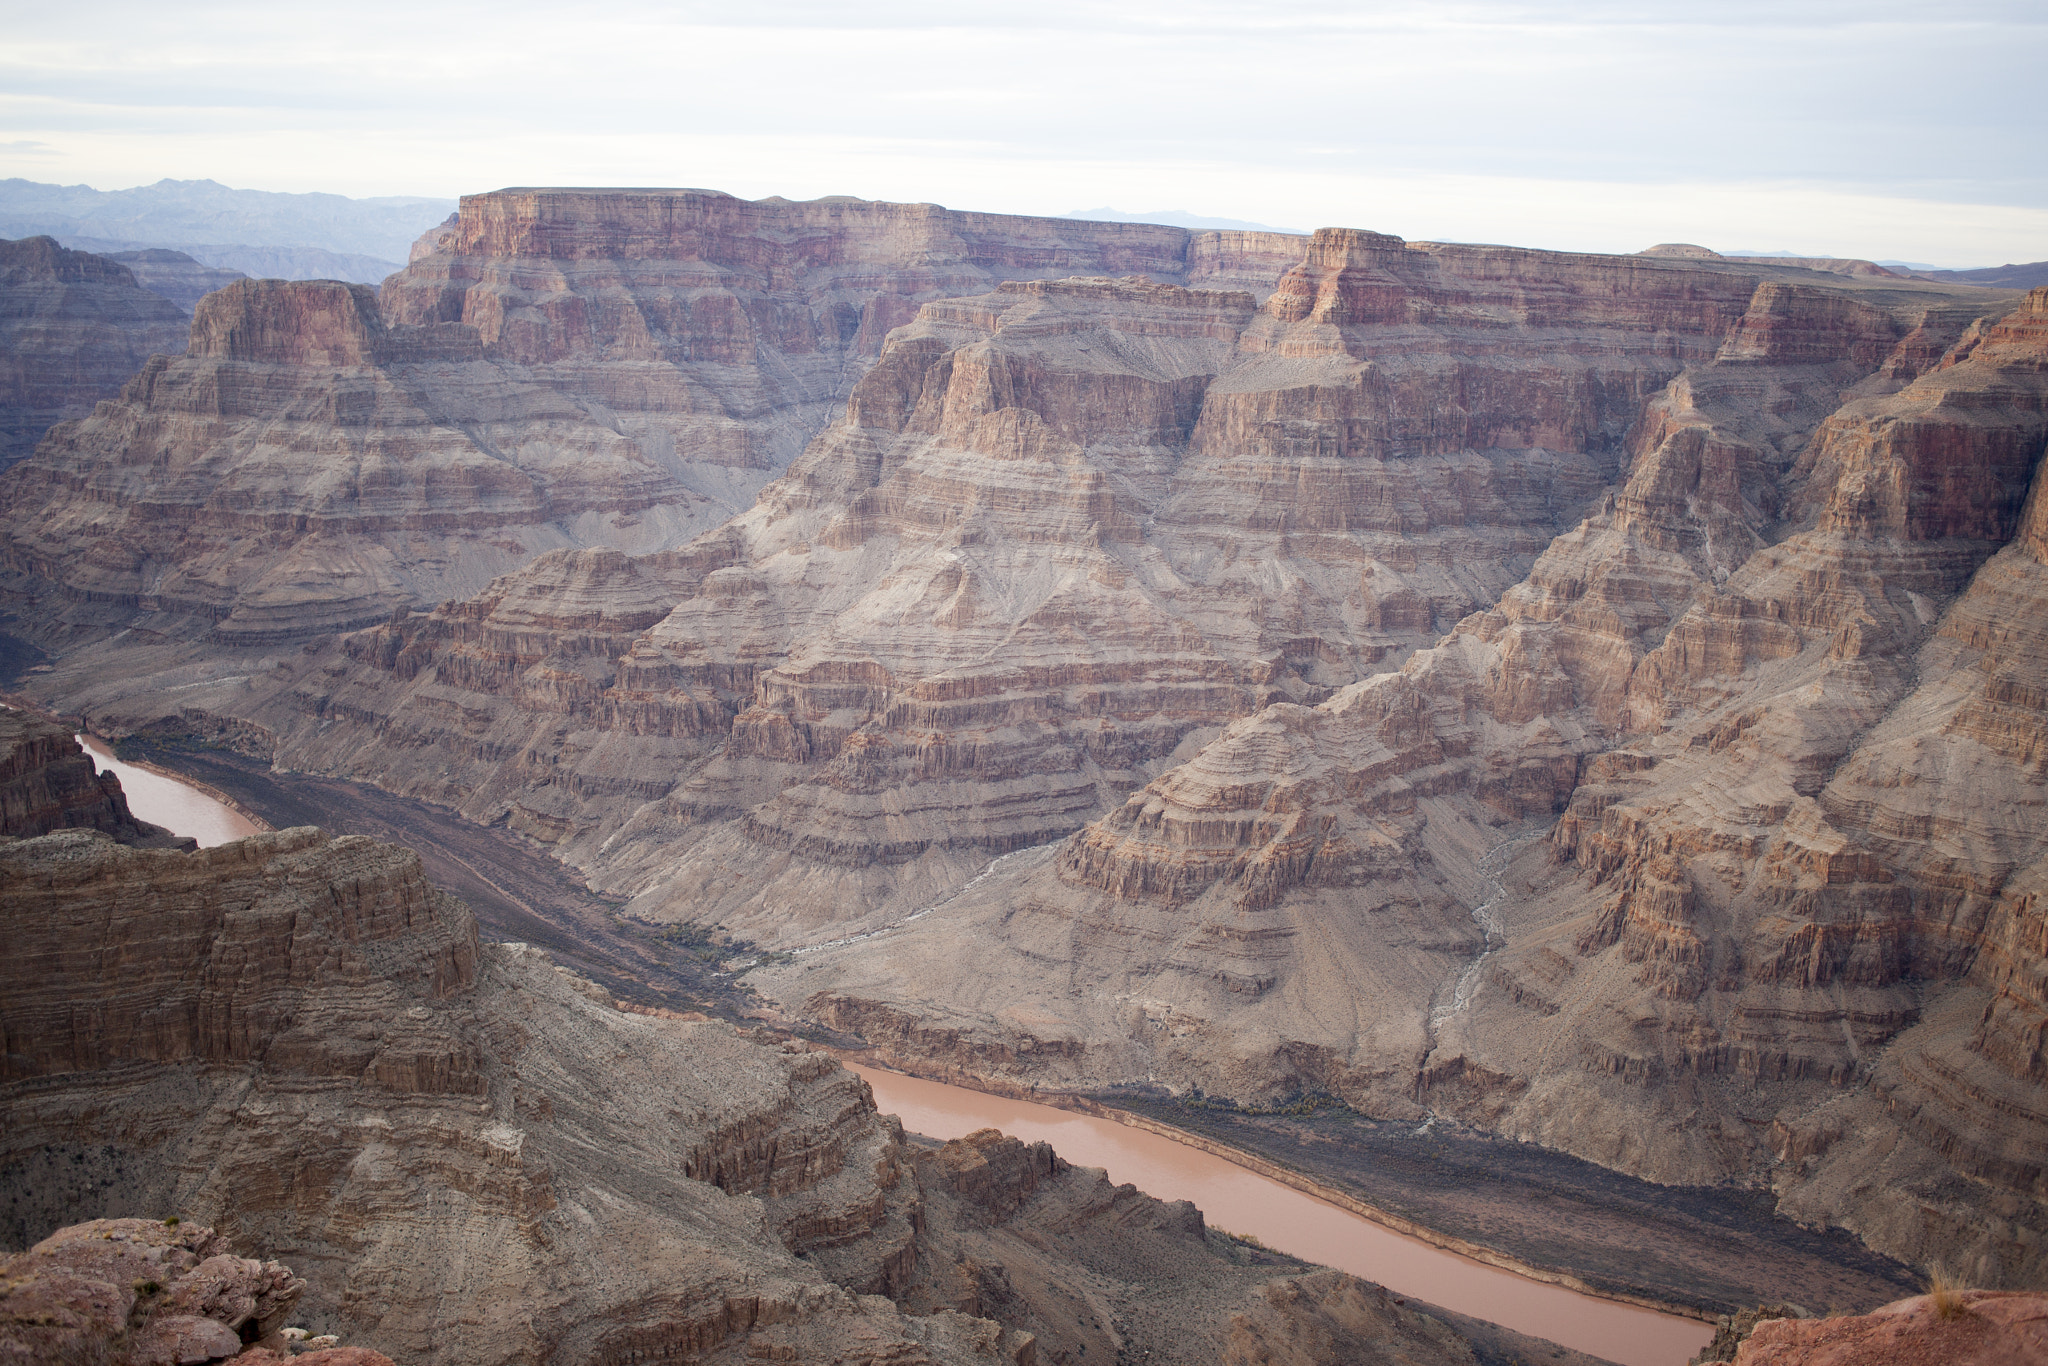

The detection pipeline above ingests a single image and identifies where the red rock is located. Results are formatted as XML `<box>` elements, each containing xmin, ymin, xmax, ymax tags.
<box><xmin>1734</xmin><ymin>1291</ymin><xmax>2048</xmax><ymax>1366</ymax></box>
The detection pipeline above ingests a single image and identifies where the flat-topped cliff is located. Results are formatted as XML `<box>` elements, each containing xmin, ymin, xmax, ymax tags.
<box><xmin>0</xmin><ymin>190</ymin><xmax>1309</xmax><ymax>655</ymax></box>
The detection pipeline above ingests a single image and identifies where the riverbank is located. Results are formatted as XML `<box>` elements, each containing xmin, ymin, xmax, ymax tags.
<box><xmin>834</xmin><ymin>1051</ymin><xmax>1919</xmax><ymax>1321</ymax></box>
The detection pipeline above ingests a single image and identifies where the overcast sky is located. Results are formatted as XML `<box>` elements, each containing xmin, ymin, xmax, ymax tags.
<box><xmin>3</xmin><ymin>0</ymin><xmax>2044</xmax><ymax>265</ymax></box>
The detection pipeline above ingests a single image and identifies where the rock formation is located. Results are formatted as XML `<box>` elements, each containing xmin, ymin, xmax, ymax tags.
<box><xmin>0</xmin><ymin>236</ymin><xmax>189</xmax><ymax>469</ymax></box>
<box><xmin>0</xmin><ymin>189</ymin><xmax>1304</xmax><ymax>667</ymax></box>
<box><xmin>0</xmin><ymin>1216</ymin><xmax>394</xmax><ymax>1365</ymax></box>
<box><xmin>768</xmin><ymin>284</ymin><xmax>2048</xmax><ymax>1287</ymax></box>
<box><xmin>1730</xmin><ymin>1290</ymin><xmax>2047</xmax><ymax>1365</ymax></box>
<box><xmin>0</xmin><ymin>730</ymin><xmax>1520</xmax><ymax>1366</ymax></box>
<box><xmin>110</xmin><ymin>227</ymin><xmax>1920</xmax><ymax>939</ymax></box>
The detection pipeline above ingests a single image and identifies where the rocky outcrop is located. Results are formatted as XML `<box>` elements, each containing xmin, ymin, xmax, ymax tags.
<box><xmin>0</xmin><ymin>1216</ymin><xmax>393</xmax><ymax>1365</ymax></box>
<box><xmin>106</xmin><ymin>249</ymin><xmax>249</xmax><ymax>312</ymax></box>
<box><xmin>897</xmin><ymin>1128</ymin><xmax>1501</xmax><ymax>1366</ymax></box>
<box><xmin>0</xmin><ymin>236</ymin><xmax>188</xmax><ymax>469</ymax></box>
<box><xmin>0</xmin><ymin>709</ymin><xmax>186</xmax><ymax>846</ymax></box>
<box><xmin>1732</xmin><ymin>1290</ymin><xmax>2048</xmax><ymax>1365</ymax></box>
<box><xmin>0</xmin><ymin>189</ymin><xmax>1307</xmax><ymax>666</ymax></box>
<box><xmin>0</xmin><ymin>823</ymin><xmax>954</xmax><ymax>1365</ymax></box>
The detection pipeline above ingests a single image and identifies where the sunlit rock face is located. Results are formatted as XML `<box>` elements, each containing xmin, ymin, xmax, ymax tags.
<box><xmin>255</xmin><ymin>231</ymin><xmax>1809</xmax><ymax>940</ymax></box>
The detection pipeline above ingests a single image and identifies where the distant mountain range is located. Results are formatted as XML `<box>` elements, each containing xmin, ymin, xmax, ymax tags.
<box><xmin>0</xmin><ymin>178</ymin><xmax>455</xmax><ymax>284</ymax></box>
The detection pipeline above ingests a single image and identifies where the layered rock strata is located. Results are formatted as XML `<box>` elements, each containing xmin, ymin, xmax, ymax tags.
<box><xmin>0</xmin><ymin>236</ymin><xmax>189</xmax><ymax>469</ymax></box>
<box><xmin>106</xmin><ymin>248</ymin><xmax>250</xmax><ymax>312</ymax></box>
<box><xmin>763</xmin><ymin>285</ymin><xmax>2048</xmax><ymax>1286</ymax></box>
<box><xmin>5</xmin><ymin>191</ymin><xmax>2038</xmax><ymax>1295</ymax></box>
<box><xmin>0</xmin><ymin>189</ymin><xmax>1306</xmax><ymax>656</ymax></box>
<box><xmin>0</xmin><ymin>823</ymin><xmax>967</xmax><ymax>1364</ymax></box>
<box><xmin>190</xmin><ymin>231</ymin><xmax>1968</xmax><ymax>949</ymax></box>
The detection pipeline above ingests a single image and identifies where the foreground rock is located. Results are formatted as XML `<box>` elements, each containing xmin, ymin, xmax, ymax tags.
<box><xmin>1733</xmin><ymin>1290</ymin><xmax>2048</xmax><ymax>1365</ymax></box>
<box><xmin>0</xmin><ymin>236</ymin><xmax>188</xmax><ymax>469</ymax></box>
<box><xmin>0</xmin><ymin>1216</ymin><xmax>392</xmax><ymax>1365</ymax></box>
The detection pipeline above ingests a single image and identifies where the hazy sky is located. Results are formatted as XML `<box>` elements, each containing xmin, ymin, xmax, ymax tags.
<box><xmin>3</xmin><ymin>0</ymin><xmax>2044</xmax><ymax>264</ymax></box>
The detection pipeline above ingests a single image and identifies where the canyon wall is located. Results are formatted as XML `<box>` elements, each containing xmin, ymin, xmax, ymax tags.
<box><xmin>2</xmin><ymin>187</ymin><xmax>2040</xmax><ymax>1296</ymax></box>
<box><xmin>216</xmin><ymin>229</ymin><xmax>1893</xmax><ymax>948</ymax></box>
<box><xmin>0</xmin><ymin>707</ymin><xmax>187</xmax><ymax>846</ymax></box>
<box><xmin>0</xmin><ymin>236</ymin><xmax>190</xmax><ymax>470</ymax></box>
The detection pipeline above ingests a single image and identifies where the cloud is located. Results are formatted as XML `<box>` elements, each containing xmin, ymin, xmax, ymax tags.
<box><xmin>0</xmin><ymin>140</ymin><xmax>58</xmax><ymax>156</ymax></box>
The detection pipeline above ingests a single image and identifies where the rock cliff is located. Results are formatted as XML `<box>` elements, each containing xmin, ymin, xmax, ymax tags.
<box><xmin>4</xmin><ymin>189</ymin><xmax>2041</xmax><ymax>1300</ymax></box>
<box><xmin>0</xmin><ymin>236</ymin><xmax>189</xmax><ymax>470</ymax></box>
<box><xmin>182</xmin><ymin>232</ymin><xmax>1898</xmax><ymax>936</ymax></box>
<box><xmin>106</xmin><ymin>248</ymin><xmax>250</xmax><ymax>312</ymax></box>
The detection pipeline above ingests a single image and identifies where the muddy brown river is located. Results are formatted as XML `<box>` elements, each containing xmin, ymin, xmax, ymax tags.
<box><xmin>77</xmin><ymin>733</ymin><xmax>264</xmax><ymax>847</ymax></box>
<box><xmin>89</xmin><ymin>742</ymin><xmax>1713</xmax><ymax>1365</ymax></box>
<box><xmin>855</xmin><ymin>1065</ymin><xmax>1716</xmax><ymax>1366</ymax></box>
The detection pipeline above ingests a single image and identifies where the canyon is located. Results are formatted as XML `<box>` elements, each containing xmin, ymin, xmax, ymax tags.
<box><xmin>2</xmin><ymin>184</ymin><xmax>2045</xmax><ymax>1337</ymax></box>
<box><xmin>0</xmin><ymin>723</ymin><xmax>1573</xmax><ymax>1366</ymax></box>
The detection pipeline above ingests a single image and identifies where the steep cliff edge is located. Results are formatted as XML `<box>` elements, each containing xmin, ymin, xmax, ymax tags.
<box><xmin>0</xmin><ymin>822</ymin><xmax>972</xmax><ymax>1364</ymax></box>
<box><xmin>0</xmin><ymin>236</ymin><xmax>189</xmax><ymax>471</ymax></box>
<box><xmin>765</xmin><ymin>286</ymin><xmax>2048</xmax><ymax>1285</ymax></box>
<box><xmin>0</xmin><ymin>707</ymin><xmax>186</xmax><ymax>846</ymax></box>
